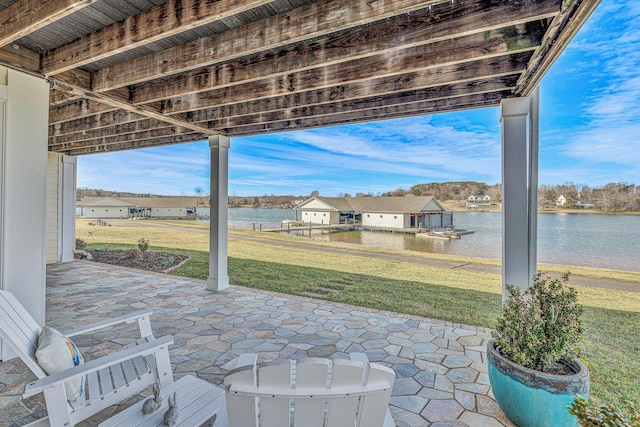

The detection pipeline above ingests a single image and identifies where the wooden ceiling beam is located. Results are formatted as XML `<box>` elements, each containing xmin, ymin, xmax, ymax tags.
<box><xmin>0</xmin><ymin>44</ymin><xmax>39</xmax><ymax>70</ymax></box>
<box><xmin>89</xmin><ymin>0</ymin><xmax>459</xmax><ymax>91</ymax></box>
<box><xmin>50</xmin><ymin>110</ymin><xmax>146</xmax><ymax>136</ymax></box>
<box><xmin>52</xmin><ymin>125</ymin><xmax>196</xmax><ymax>151</ymax></box>
<box><xmin>0</xmin><ymin>0</ymin><xmax>94</xmax><ymax>48</ymax></box>
<box><xmin>516</xmin><ymin>0</ymin><xmax>602</xmax><ymax>96</ymax></box>
<box><xmin>55</xmin><ymin>132</ymin><xmax>208</xmax><ymax>155</ymax></box>
<box><xmin>49</xmin><ymin>98</ymin><xmax>118</xmax><ymax>124</ymax></box>
<box><xmin>128</xmin><ymin>0</ymin><xmax>556</xmax><ymax>105</ymax></box>
<box><xmin>206</xmin><ymin>75</ymin><xmax>519</xmax><ymax>130</ymax></box>
<box><xmin>42</xmin><ymin>0</ymin><xmax>273</xmax><ymax>75</ymax></box>
<box><xmin>49</xmin><ymin>77</ymin><xmax>215</xmax><ymax>134</ymax></box>
<box><xmin>49</xmin><ymin>118</ymin><xmax>170</xmax><ymax>145</ymax></box>
<box><xmin>162</xmin><ymin>50</ymin><xmax>535</xmax><ymax>117</ymax></box>
<box><xmin>223</xmin><ymin>91</ymin><xmax>508</xmax><ymax>137</ymax></box>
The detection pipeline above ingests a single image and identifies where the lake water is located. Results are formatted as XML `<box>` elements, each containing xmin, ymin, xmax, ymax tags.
<box><xmin>228</xmin><ymin>208</ymin><xmax>640</xmax><ymax>272</ymax></box>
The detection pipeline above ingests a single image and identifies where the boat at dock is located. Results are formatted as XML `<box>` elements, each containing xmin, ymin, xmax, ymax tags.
<box><xmin>416</xmin><ymin>228</ymin><xmax>474</xmax><ymax>240</ymax></box>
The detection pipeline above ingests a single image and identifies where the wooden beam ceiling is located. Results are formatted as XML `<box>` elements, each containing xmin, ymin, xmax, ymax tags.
<box><xmin>0</xmin><ymin>0</ymin><xmax>94</xmax><ymax>48</ymax></box>
<box><xmin>0</xmin><ymin>0</ymin><xmax>601</xmax><ymax>155</ymax></box>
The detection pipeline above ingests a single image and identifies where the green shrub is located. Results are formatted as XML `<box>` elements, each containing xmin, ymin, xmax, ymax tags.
<box><xmin>493</xmin><ymin>272</ymin><xmax>583</xmax><ymax>372</ymax></box>
<box><xmin>137</xmin><ymin>237</ymin><xmax>149</xmax><ymax>252</ymax></box>
<box><xmin>568</xmin><ymin>395</ymin><xmax>640</xmax><ymax>427</ymax></box>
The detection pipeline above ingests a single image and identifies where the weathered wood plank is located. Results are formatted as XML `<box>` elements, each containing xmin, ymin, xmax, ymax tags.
<box><xmin>55</xmin><ymin>132</ymin><xmax>208</xmax><ymax>155</ymax></box>
<box><xmin>0</xmin><ymin>44</ymin><xmax>40</xmax><ymax>71</ymax></box>
<box><xmin>49</xmin><ymin>99</ymin><xmax>118</xmax><ymax>125</ymax></box>
<box><xmin>128</xmin><ymin>0</ymin><xmax>555</xmax><ymax>105</ymax></box>
<box><xmin>516</xmin><ymin>0</ymin><xmax>601</xmax><ymax>96</ymax></box>
<box><xmin>52</xmin><ymin>126</ymin><xmax>195</xmax><ymax>151</ymax></box>
<box><xmin>222</xmin><ymin>91</ymin><xmax>509</xmax><ymax>137</ymax></box>
<box><xmin>50</xmin><ymin>110</ymin><xmax>147</xmax><ymax>137</ymax></box>
<box><xmin>49</xmin><ymin>77</ymin><xmax>215</xmax><ymax>134</ymax></box>
<box><xmin>0</xmin><ymin>0</ymin><xmax>94</xmax><ymax>48</ymax></box>
<box><xmin>206</xmin><ymin>75</ymin><xmax>519</xmax><ymax>129</ymax></box>
<box><xmin>161</xmin><ymin>50</ymin><xmax>535</xmax><ymax>116</ymax></box>
<box><xmin>42</xmin><ymin>0</ymin><xmax>273</xmax><ymax>75</ymax></box>
<box><xmin>89</xmin><ymin>0</ymin><xmax>459</xmax><ymax>91</ymax></box>
<box><xmin>49</xmin><ymin>118</ymin><xmax>169</xmax><ymax>145</ymax></box>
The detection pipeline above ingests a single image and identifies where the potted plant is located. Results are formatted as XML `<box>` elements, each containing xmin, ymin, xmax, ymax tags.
<box><xmin>487</xmin><ymin>272</ymin><xmax>590</xmax><ymax>427</ymax></box>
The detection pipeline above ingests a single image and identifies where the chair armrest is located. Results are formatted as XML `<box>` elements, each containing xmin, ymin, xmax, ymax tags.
<box><xmin>62</xmin><ymin>309</ymin><xmax>154</xmax><ymax>338</ymax></box>
<box><xmin>23</xmin><ymin>335</ymin><xmax>174</xmax><ymax>398</ymax></box>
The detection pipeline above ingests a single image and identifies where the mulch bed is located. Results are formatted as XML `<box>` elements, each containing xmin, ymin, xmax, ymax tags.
<box><xmin>83</xmin><ymin>250</ymin><xmax>190</xmax><ymax>273</ymax></box>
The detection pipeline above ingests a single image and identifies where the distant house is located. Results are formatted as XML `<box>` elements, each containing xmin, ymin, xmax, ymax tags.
<box><xmin>467</xmin><ymin>195</ymin><xmax>490</xmax><ymax>208</ymax></box>
<box><xmin>556</xmin><ymin>195</ymin><xmax>567</xmax><ymax>206</ymax></box>
<box><xmin>77</xmin><ymin>196</ymin><xmax>201</xmax><ymax>219</ymax></box>
<box><xmin>295</xmin><ymin>195</ymin><xmax>452</xmax><ymax>229</ymax></box>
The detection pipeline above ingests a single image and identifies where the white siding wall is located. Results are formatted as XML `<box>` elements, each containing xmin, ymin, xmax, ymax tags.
<box><xmin>0</xmin><ymin>69</ymin><xmax>49</xmax><ymax>360</ymax></box>
<box><xmin>83</xmin><ymin>207</ymin><xmax>129</xmax><ymax>218</ymax></box>
<box><xmin>46</xmin><ymin>154</ymin><xmax>59</xmax><ymax>264</ymax></box>
<box><xmin>361</xmin><ymin>212</ymin><xmax>405</xmax><ymax>228</ymax></box>
<box><xmin>149</xmin><ymin>207</ymin><xmax>190</xmax><ymax>218</ymax></box>
<box><xmin>300</xmin><ymin>210</ymin><xmax>336</xmax><ymax>224</ymax></box>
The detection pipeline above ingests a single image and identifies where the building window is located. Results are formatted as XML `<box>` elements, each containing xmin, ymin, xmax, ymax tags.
<box><xmin>367</xmin><ymin>214</ymin><xmax>370</xmax><ymax>218</ymax></box>
<box><xmin>323</xmin><ymin>213</ymin><xmax>326</xmax><ymax>216</ymax></box>
<box><xmin>380</xmin><ymin>215</ymin><xmax>383</xmax><ymax>218</ymax></box>
<box><xmin>394</xmin><ymin>215</ymin><xmax>397</xmax><ymax>219</ymax></box>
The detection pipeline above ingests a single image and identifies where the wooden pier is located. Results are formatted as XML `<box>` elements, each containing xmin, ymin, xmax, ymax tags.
<box><xmin>259</xmin><ymin>221</ymin><xmax>474</xmax><ymax>240</ymax></box>
<box><xmin>259</xmin><ymin>222</ymin><xmax>356</xmax><ymax>233</ymax></box>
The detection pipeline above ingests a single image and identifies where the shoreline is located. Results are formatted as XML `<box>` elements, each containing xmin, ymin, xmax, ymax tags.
<box><xmin>91</xmin><ymin>219</ymin><xmax>640</xmax><ymax>288</ymax></box>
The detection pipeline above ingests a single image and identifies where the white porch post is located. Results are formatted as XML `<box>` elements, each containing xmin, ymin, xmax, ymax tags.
<box><xmin>207</xmin><ymin>135</ymin><xmax>230</xmax><ymax>291</ymax></box>
<box><xmin>0</xmin><ymin>68</ymin><xmax>50</xmax><ymax>360</ymax></box>
<box><xmin>500</xmin><ymin>86</ymin><xmax>540</xmax><ymax>299</ymax></box>
<box><xmin>60</xmin><ymin>155</ymin><xmax>77</xmax><ymax>262</ymax></box>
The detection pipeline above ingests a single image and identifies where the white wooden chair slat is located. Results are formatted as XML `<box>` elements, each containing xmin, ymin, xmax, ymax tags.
<box><xmin>133</xmin><ymin>353</ymin><xmax>150</xmax><ymax>377</ymax></box>
<box><xmin>225</xmin><ymin>359</ymin><xmax>258</xmax><ymax>427</ymax></box>
<box><xmin>62</xmin><ymin>310</ymin><xmax>154</xmax><ymax>338</ymax></box>
<box><xmin>357</xmin><ymin>364</ymin><xmax>396</xmax><ymax>427</ymax></box>
<box><xmin>0</xmin><ymin>292</ymin><xmax>46</xmax><ymax>377</ymax></box>
<box><xmin>87</xmin><ymin>370</ymin><xmax>101</xmax><ymax>403</ymax></box>
<box><xmin>110</xmin><ymin>361</ymin><xmax>126</xmax><ymax>390</ymax></box>
<box><xmin>293</xmin><ymin>359</ymin><xmax>329</xmax><ymax>427</ymax></box>
<box><xmin>121</xmin><ymin>357</ymin><xmax>138</xmax><ymax>384</ymax></box>
<box><xmin>326</xmin><ymin>360</ymin><xmax>364</xmax><ymax>427</ymax></box>
<box><xmin>98</xmin><ymin>366</ymin><xmax>115</xmax><ymax>396</ymax></box>
<box><xmin>0</xmin><ymin>290</ymin><xmax>175</xmax><ymax>427</ymax></box>
<box><xmin>224</xmin><ymin>353</ymin><xmax>395</xmax><ymax>427</ymax></box>
<box><xmin>260</xmin><ymin>361</ymin><xmax>292</xmax><ymax>427</ymax></box>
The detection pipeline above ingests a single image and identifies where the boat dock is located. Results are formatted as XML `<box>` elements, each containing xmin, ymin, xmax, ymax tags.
<box><xmin>259</xmin><ymin>222</ymin><xmax>357</xmax><ymax>233</ymax></box>
<box><xmin>260</xmin><ymin>221</ymin><xmax>473</xmax><ymax>240</ymax></box>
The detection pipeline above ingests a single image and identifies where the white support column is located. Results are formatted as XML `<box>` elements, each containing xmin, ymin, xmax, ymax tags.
<box><xmin>207</xmin><ymin>135</ymin><xmax>230</xmax><ymax>291</ymax></box>
<box><xmin>500</xmin><ymin>88</ymin><xmax>540</xmax><ymax>299</ymax></box>
<box><xmin>0</xmin><ymin>68</ymin><xmax>49</xmax><ymax>360</ymax></box>
<box><xmin>60</xmin><ymin>155</ymin><xmax>77</xmax><ymax>262</ymax></box>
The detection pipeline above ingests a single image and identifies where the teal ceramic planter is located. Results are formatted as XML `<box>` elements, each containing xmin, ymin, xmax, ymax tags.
<box><xmin>487</xmin><ymin>339</ymin><xmax>589</xmax><ymax>427</ymax></box>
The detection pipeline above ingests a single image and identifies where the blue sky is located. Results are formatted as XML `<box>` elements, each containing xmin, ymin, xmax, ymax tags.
<box><xmin>78</xmin><ymin>0</ymin><xmax>640</xmax><ymax>197</ymax></box>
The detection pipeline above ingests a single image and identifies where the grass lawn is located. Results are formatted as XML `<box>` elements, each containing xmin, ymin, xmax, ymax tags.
<box><xmin>77</xmin><ymin>219</ymin><xmax>640</xmax><ymax>407</ymax></box>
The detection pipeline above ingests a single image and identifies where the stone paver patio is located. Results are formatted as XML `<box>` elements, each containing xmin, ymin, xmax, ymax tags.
<box><xmin>0</xmin><ymin>261</ymin><xmax>513</xmax><ymax>426</ymax></box>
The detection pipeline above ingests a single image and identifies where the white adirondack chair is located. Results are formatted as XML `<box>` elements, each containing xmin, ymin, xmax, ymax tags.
<box><xmin>224</xmin><ymin>353</ymin><xmax>395</xmax><ymax>427</ymax></box>
<box><xmin>0</xmin><ymin>290</ymin><xmax>174</xmax><ymax>427</ymax></box>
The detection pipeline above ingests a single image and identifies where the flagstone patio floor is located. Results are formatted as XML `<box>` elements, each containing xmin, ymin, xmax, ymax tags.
<box><xmin>0</xmin><ymin>261</ymin><xmax>513</xmax><ymax>426</ymax></box>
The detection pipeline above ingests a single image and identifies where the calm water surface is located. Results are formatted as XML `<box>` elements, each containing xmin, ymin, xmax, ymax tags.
<box><xmin>228</xmin><ymin>208</ymin><xmax>640</xmax><ymax>272</ymax></box>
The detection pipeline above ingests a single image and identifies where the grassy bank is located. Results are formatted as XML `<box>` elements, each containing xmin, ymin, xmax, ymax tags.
<box><xmin>76</xmin><ymin>219</ymin><xmax>640</xmax><ymax>406</ymax></box>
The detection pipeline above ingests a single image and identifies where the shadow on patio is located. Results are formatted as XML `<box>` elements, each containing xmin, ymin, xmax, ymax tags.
<box><xmin>1</xmin><ymin>261</ymin><xmax>513</xmax><ymax>427</ymax></box>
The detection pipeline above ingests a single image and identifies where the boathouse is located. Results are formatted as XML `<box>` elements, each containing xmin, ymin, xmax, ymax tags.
<box><xmin>77</xmin><ymin>197</ymin><xmax>201</xmax><ymax>219</ymax></box>
<box><xmin>296</xmin><ymin>195</ymin><xmax>451</xmax><ymax>230</ymax></box>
